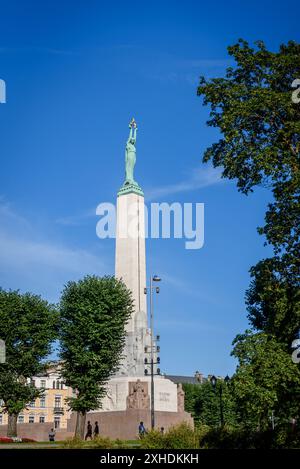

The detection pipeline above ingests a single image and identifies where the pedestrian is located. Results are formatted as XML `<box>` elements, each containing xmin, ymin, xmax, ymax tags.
<box><xmin>48</xmin><ymin>428</ymin><xmax>55</xmax><ymax>442</ymax></box>
<box><xmin>85</xmin><ymin>420</ymin><xmax>93</xmax><ymax>440</ymax></box>
<box><xmin>138</xmin><ymin>421</ymin><xmax>147</xmax><ymax>438</ymax></box>
<box><xmin>94</xmin><ymin>421</ymin><xmax>99</xmax><ymax>438</ymax></box>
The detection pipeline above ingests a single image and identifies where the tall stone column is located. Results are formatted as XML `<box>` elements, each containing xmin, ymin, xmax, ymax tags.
<box><xmin>115</xmin><ymin>191</ymin><xmax>147</xmax><ymax>334</ymax></box>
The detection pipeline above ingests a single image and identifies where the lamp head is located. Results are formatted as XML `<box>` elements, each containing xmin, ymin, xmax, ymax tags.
<box><xmin>153</xmin><ymin>275</ymin><xmax>161</xmax><ymax>282</ymax></box>
<box><xmin>210</xmin><ymin>375</ymin><xmax>217</xmax><ymax>388</ymax></box>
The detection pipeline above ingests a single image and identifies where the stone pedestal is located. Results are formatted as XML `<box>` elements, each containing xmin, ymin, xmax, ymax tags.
<box><xmin>67</xmin><ymin>408</ymin><xmax>194</xmax><ymax>440</ymax></box>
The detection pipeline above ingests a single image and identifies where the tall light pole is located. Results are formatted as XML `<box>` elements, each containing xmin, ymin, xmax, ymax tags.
<box><xmin>144</xmin><ymin>274</ymin><xmax>161</xmax><ymax>430</ymax></box>
<box><xmin>210</xmin><ymin>374</ymin><xmax>230</xmax><ymax>427</ymax></box>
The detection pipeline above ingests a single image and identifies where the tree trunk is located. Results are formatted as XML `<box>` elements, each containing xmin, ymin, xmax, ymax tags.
<box><xmin>75</xmin><ymin>411</ymin><xmax>86</xmax><ymax>439</ymax></box>
<box><xmin>7</xmin><ymin>413</ymin><xmax>18</xmax><ymax>438</ymax></box>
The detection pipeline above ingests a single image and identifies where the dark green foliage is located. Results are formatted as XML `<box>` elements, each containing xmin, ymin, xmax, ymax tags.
<box><xmin>231</xmin><ymin>331</ymin><xmax>300</xmax><ymax>430</ymax></box>
<box><xmin>0</xmin><ymin>288</ymin><xmax>58</xmax><ymax>434</ymax></box>
<box><xmin>198</xmin><ymin>39</ymin><xmax>300</xmax><ymax>445</ymax></box>
<box><xmin>140</xmin><ymin>422</ymin><xmax>199</xmax><ymax>449</ymax></box>
<box><xmin>246</xmin><ymin>258</ymin><xmax>300</xmax><ymax>344</ymax></box>
<box><xmin>199</xmin><ymin>425</ymin><xmax>300</xmax><ymax>449</ymax></box>
<box><xmin>59</xmin><ymin>275</ymin><xmax>133</xmax><ymax>414</ymax></box>
<box><xmin>183</xmin><ymin>382</ymin><xmax>237</xmax><ymax>428</ymax></box>
<box><xmin>197</xmin><ymin>38</ymin><xmax>300</xmax><ymax>274</ymax></box>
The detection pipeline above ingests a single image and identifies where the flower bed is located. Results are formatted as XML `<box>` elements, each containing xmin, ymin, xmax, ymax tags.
<box><xmin>0</xmin><ymin>436</ymin><xmax>36</xmax><ymax>443</ymax></box>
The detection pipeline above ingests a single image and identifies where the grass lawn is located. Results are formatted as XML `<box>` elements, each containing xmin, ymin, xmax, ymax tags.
<box><xmin>0</xmin><ymin>439</ymin><xmax>141</xmax><ymax>449</ymax></box>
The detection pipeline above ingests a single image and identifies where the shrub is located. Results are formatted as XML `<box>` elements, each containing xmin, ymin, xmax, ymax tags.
<box><xmin>63</xmin><ymin>435</ymin><xmax>116</xmax><ymax>449</ymax></box>
<box><xmin>140</xmin><ymin>422</ymin><xmax>199</xmax><ymax>449</ymax></box>
<box><xmin>139</xmin><ymin>430</ymin><xmax>165</xmax><ymax>449</ymax></box>
<box><xmin>89</xmin><ymin>435</ymin><xmax>115</xmax><ymax>449</ymax></box>
<box><xmin>199</xmin><ymin>425</ymin><xmax>300</xmax><ymax>449</ymax></box>
<box><xmin>63</xmin><ymin>437</ymin><xmax>85</xmax><ymax>449</ymax></box>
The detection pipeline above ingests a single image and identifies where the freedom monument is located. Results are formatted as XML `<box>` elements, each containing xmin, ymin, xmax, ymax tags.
<box><xmin>0</xmin><ymin>120</ymin><xmax>193</xmax><ymax>441</ymax></box>
<box><xmin>82</xmin><ymin>119</ymin><xmax>193</xmax><ymax>437</ymax></box>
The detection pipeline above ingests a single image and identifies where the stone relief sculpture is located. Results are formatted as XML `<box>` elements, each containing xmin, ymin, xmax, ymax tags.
<box><xmin>127</xmin><ymin>379</ymin><xmax>150</xmax><ymax>409</ymax></box>
<box><xmin>177</xmin><ymin>383</ymin><xmax>185</xmax><ymax>412</ymax></box>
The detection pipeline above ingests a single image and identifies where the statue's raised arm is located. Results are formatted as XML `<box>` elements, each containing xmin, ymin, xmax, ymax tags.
<box><xmin>128</xmin><ymin>117</ymin><xmax>137</xmax><ymax>143</ymax></box>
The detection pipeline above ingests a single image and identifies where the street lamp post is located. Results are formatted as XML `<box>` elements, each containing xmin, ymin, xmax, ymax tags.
<box><xmin>144</xmin><ymin>274</ymin><xmax>161</xmax><ymax>430</ymax></box>
<box><xmin>210</xmin><ymin>375</ymin><xmax>230</xmax><ymax>427</ymax></box>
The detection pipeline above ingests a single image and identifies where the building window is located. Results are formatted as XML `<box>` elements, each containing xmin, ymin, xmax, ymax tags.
<box><xmin>56</xmin><ymin>380</ymin><xmax>60</xmax><ymax>390</ymax></box>
<box><xmin>39</xmin><ymin>416</ymin><xmax>45</xmax><ymax>424</ymax></box>
<box><xmin>18</xmin><ymin>415</ymin><xmax>24</xmax><ymax>424</ymax></box>
<box><xmin>54</xmin><ymin>396</ymin><xmax>61</xmax><ymax>408</ymax></box>
<box><xmin>0</xmin><ymin>414</ymin><xmax>2</xmax><ymax>425</ymax></box>
<box><xmin>60</xmin><ymin>382</ymin><xmax>64</xmax><ymax>390</ymax></box>
<box><xmin>29</xmin><ymin>400</ymin><xmax>35</xmax><ymax>407</ymax></box>
<box><xmin>40</xmin><ymin>397</ymin><xmax>46</xmax><ymax>408</ymax></box>
<box><xmin>29</xmin><ymin>415</ymin><xmax>35</xmax><ymax>424</ymax></box>
<box><xmin>40</xmin><ymin>380</ymin><xmax>46</xmax><ymax>389</ymax></box>
<box><xmin>54</xmin><ymin>417</ymin><xmax>60</xmax><ymax>429</ymax></box>
<box><xmin>53</xmin><ymin>381</ymin><xmax>55</xmax><ymax>389</ymax></box>
<box><xmin>31</xmin><ymin>379</ymin><xmax>35</xmax><ymax>387</ymax></box>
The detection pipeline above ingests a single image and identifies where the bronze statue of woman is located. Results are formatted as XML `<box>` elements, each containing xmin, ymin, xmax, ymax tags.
<box><xmin>125</xmin><ymin>118</ymin><xmax>137</xmax><ymax>185</ymax></box>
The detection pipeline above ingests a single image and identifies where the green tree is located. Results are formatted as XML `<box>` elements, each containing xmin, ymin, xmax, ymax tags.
<box><xmin>197</xmin><ymin>40</ymin><xmax>299</xmax><ymax>250</ymax></box>
<box><xmin>231</xmin><ymin>331</ymin><xmax>300</xmax><ymax>430</ymax></box>
<box><xmin>59</xmin><ymin>275</ymin><xmax>133</xmax><ymax>439</ymax></box>
<box><xmin>183</xmin><ymin>381</ymin><xmax>237</xmax><ymax>428</ymax></box>
<box><xmin>197</xmin><ymin>40</ymin><xmax>300</xmax><ymax>441</ymax></box>
<box><xmin>246</xmin><ymin>257</ymin><xmax>300</xmax><ymax>345</ymax></box>
<box><xmin>0</xmin><ymin>289</ymin><xmax>58</xmax><ymax>436</ymax></box>
<box><xmin>197</xmin><ymin>39</ymin><xmax>300</xmax><ymax>343</ymax></box>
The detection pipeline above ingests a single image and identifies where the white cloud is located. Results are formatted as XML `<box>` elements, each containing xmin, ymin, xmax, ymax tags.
<box><xmin>146</xmin><ymin>165</ymin><xmax>223</xmax><ymax>200</ymax></box>
<box><xmin>0</xmin><ymin>232</ymin><xmax>103</xmax><ymax>274</ymax></box>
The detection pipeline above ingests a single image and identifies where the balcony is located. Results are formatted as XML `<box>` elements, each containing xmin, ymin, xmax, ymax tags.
<box><xmin>53</xmin><ymin>407</ymin><xmax>64</xmax><ymax>415</ymax></box>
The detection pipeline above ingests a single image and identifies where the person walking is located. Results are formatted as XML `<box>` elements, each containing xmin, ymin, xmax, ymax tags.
<box><xmin>94</xmin><ymin>421</ymin><xmax>99</xmax><ymax>438</ymax></box>
<box><xmin>85</xmin><ymin>420</ymin><xmax>93</xmax><ymax>440</ymax></box>
<box><xmin>48</xmin><ymin>428</ymin><xmax>56</xmax><ymax>442</ymax></box>
<box><xmin>138</xmin><ymin>421</ymin><xmax>147</xmax><ymax>438</ymax></box>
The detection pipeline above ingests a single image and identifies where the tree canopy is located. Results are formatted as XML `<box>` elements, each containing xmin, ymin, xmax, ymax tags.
<box><xmin>198</xmin><ymin>39</ymin><xmax>300</xmax><ymax>342</ymax></box>
<box><xmin>232</xmin><ymin>331</ymin><xmax>300</xmax><ymax>430</ymax></box>
<box><xmin>198</xmin><ymin>39</ymin><xmax>300</xmax><ymax>433</ymax></box>
<box><xmin>0</xmin><ymin>288</ymin><xmax>58</xmax><ymax>436</ymax></box>
<box><xmin>197</xmin><ymin>39</ymin><xmax>300</xmax><ymax>262</ymax></box>
<box><xmin>59</xmin><ymin>275</ymin><xmax>134</xmax><ymax>438</ymax></box>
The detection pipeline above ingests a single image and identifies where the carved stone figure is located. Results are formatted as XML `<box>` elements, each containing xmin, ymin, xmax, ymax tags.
<box><xmin>177</xmin><ymin>383</ymin><xmax>185</xmax><ymax>412</ymax></box>
<box><xmin>127</xmin><ymin>379</ymin><xmax>150</xmax><ymax>409</ymax></box>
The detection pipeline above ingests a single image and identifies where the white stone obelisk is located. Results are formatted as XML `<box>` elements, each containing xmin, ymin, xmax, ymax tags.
<box><xmin>115</xmin><ymin>192</ymin><xmax>147</xmax><ymax>333</ymax></box>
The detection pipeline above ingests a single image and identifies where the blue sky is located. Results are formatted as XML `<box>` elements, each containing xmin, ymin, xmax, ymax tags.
<box><xmin>0</xmin><ymin>0</ymin><xmax>298</xmax><ymax>376</ymax></box>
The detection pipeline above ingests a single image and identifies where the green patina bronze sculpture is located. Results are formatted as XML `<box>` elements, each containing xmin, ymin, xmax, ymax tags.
<box><xmin>118</xmin><ymin>118</ymin><xmax>144</xmax><ymax>197</ymax></box>
<box><xmin>125</xmin><ymin>118</ymin><xmax>137</xmax><ymax>184</ymax></box>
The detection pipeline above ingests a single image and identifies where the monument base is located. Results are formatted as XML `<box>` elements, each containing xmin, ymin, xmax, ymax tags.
<box><xmin>97</xmin><ymin>375</ymin><xmax>180</xmax><ymax>413</ymax></box>
<box><xmin>67</xmin><ymin>409</ymin><xmax>193</xmax><ymax>440</ymax></box>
